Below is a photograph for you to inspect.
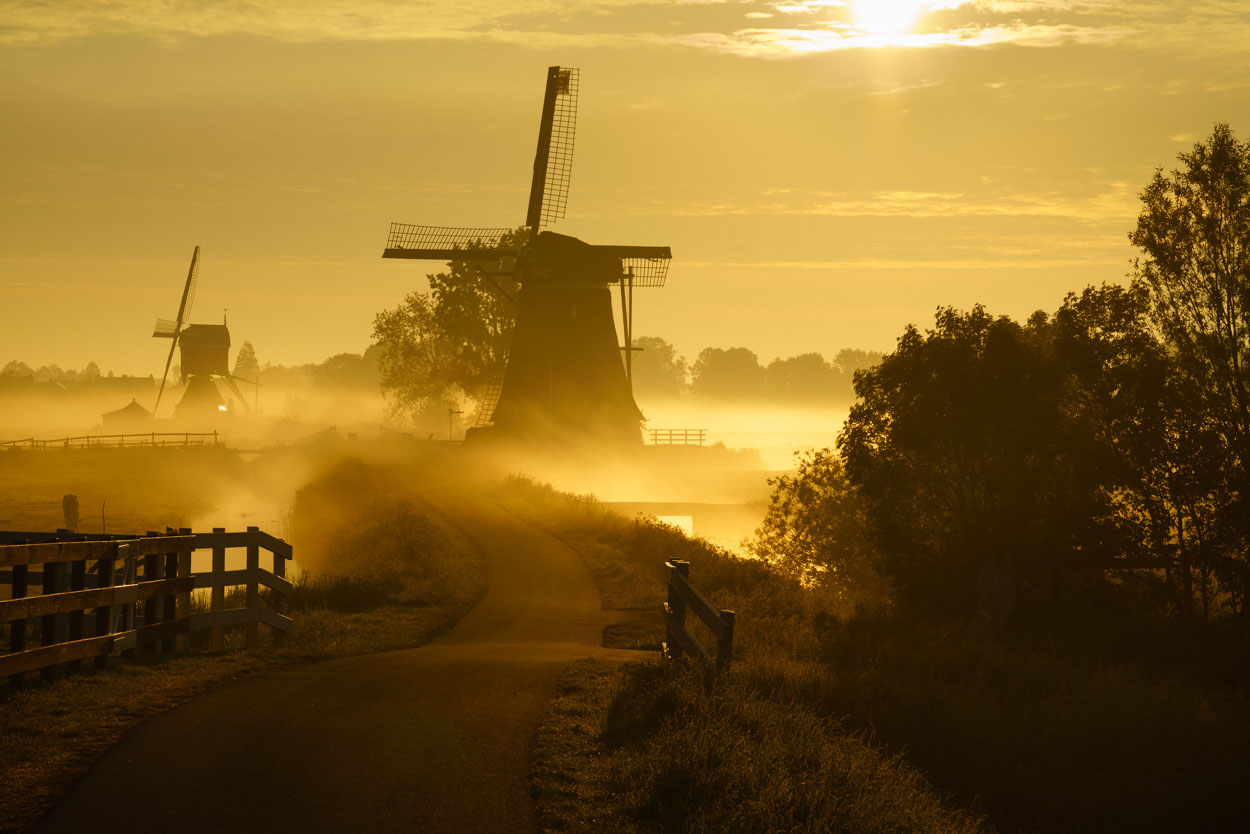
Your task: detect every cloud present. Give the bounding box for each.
[607,182,1141,222]
[0,0,1244,56]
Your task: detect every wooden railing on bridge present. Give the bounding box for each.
[0,527,291,690]
[662,559,735,670]
[0,432,221,450]
[647,428,707,446]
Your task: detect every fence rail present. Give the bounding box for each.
[1,526,290,689]
[0,432,221,450]
[647,428,707,446]
[662,559,735,669]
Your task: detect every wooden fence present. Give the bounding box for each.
[662,559,735,669]
[0,526,291,689]
[0,432,221,450]
[647,428,707,446]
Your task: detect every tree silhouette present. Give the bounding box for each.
[764,352,838,402]
[631,335,687,400]
[690,347,766,400]
[233,340,260,381]
[1131,123,1250,614]
[373,228,524,424]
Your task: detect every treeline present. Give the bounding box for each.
[631,337,882,404]
[0,360,131,388]
[246,342,382,391]
[754,123,1250,625]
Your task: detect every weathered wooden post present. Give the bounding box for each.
[40,559,60,683]
[245,526,260,649]
[211,527,226,651]
[141,533,160,655]
[666,559,689,659]
[8,555,28,690]
[272,536,287,645]
[717,610,735,671]
[67,556,87,672]
[162,541,178,655]
[94,548,115,670]
[176,528,192,652]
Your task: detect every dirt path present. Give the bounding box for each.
[29,491,643,833]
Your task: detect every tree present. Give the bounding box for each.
[372,228,524,424]
[233,341,260,381]
[631,336,688,400]
[749,449,888,610]
[372,292,463,424]
[312,350,381,389]
[837,305,1122,617]
[1,360,33,379]
[764,353,838,402]
[831,347,884,378]
[1131,125,1250,455]
[1130,124,1250,615]
[690,347,766,400]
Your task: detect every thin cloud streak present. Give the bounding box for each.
[598,185,1141,222]
[0,0,1242,55]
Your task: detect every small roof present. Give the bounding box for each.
[102,398,152,419]
[180,323,231,347]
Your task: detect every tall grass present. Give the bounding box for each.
[505,475,986,833]
[508,473,1250,834]
[291,457,485,612]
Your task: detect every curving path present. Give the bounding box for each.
[31,492,642,834]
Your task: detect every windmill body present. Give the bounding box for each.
[383,67,671,446]
[152,248,251,420]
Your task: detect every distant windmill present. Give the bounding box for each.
[382,66,671,445]
[152,247,251,418]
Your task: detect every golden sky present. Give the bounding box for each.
[2,0,1248,374]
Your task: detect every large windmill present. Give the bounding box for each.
[152,247,251,419]
[382,66,671,445]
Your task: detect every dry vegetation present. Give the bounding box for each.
[503,477,987,834]
[0,452,485,833]
[511,475,1250,834]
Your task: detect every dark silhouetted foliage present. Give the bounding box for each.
[630,335,688,400]
[690,346,766,400]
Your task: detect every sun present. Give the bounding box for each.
[851,0,929,39]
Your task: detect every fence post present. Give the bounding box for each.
[40,560,60,683]
[211,527,226,651]
[162,544,178,655]
[245,526,259,649]
[176,528,192,651]
[666,560,689,658]
[272,538,287,645]
[67,556,87,672]
[717,610,736,670]
[9,561,28,690]
[141,534,160,655]
[94,549,115,670]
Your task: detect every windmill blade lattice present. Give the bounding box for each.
[619,255,670,288]
[154,246,200,415]
[539,67,578,228]
[175,246,200,326]
[383,223,516,260]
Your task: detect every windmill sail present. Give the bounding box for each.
[383,223,515,261]
[154,246,200,415]
[525,66,579,232]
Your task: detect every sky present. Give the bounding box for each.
[2,0,1249,375]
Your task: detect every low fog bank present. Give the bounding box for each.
[0,388,851,557]
[640,399,849,471]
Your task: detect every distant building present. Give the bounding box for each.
[101,399,153,432]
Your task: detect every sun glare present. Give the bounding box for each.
[851,0,928,39]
